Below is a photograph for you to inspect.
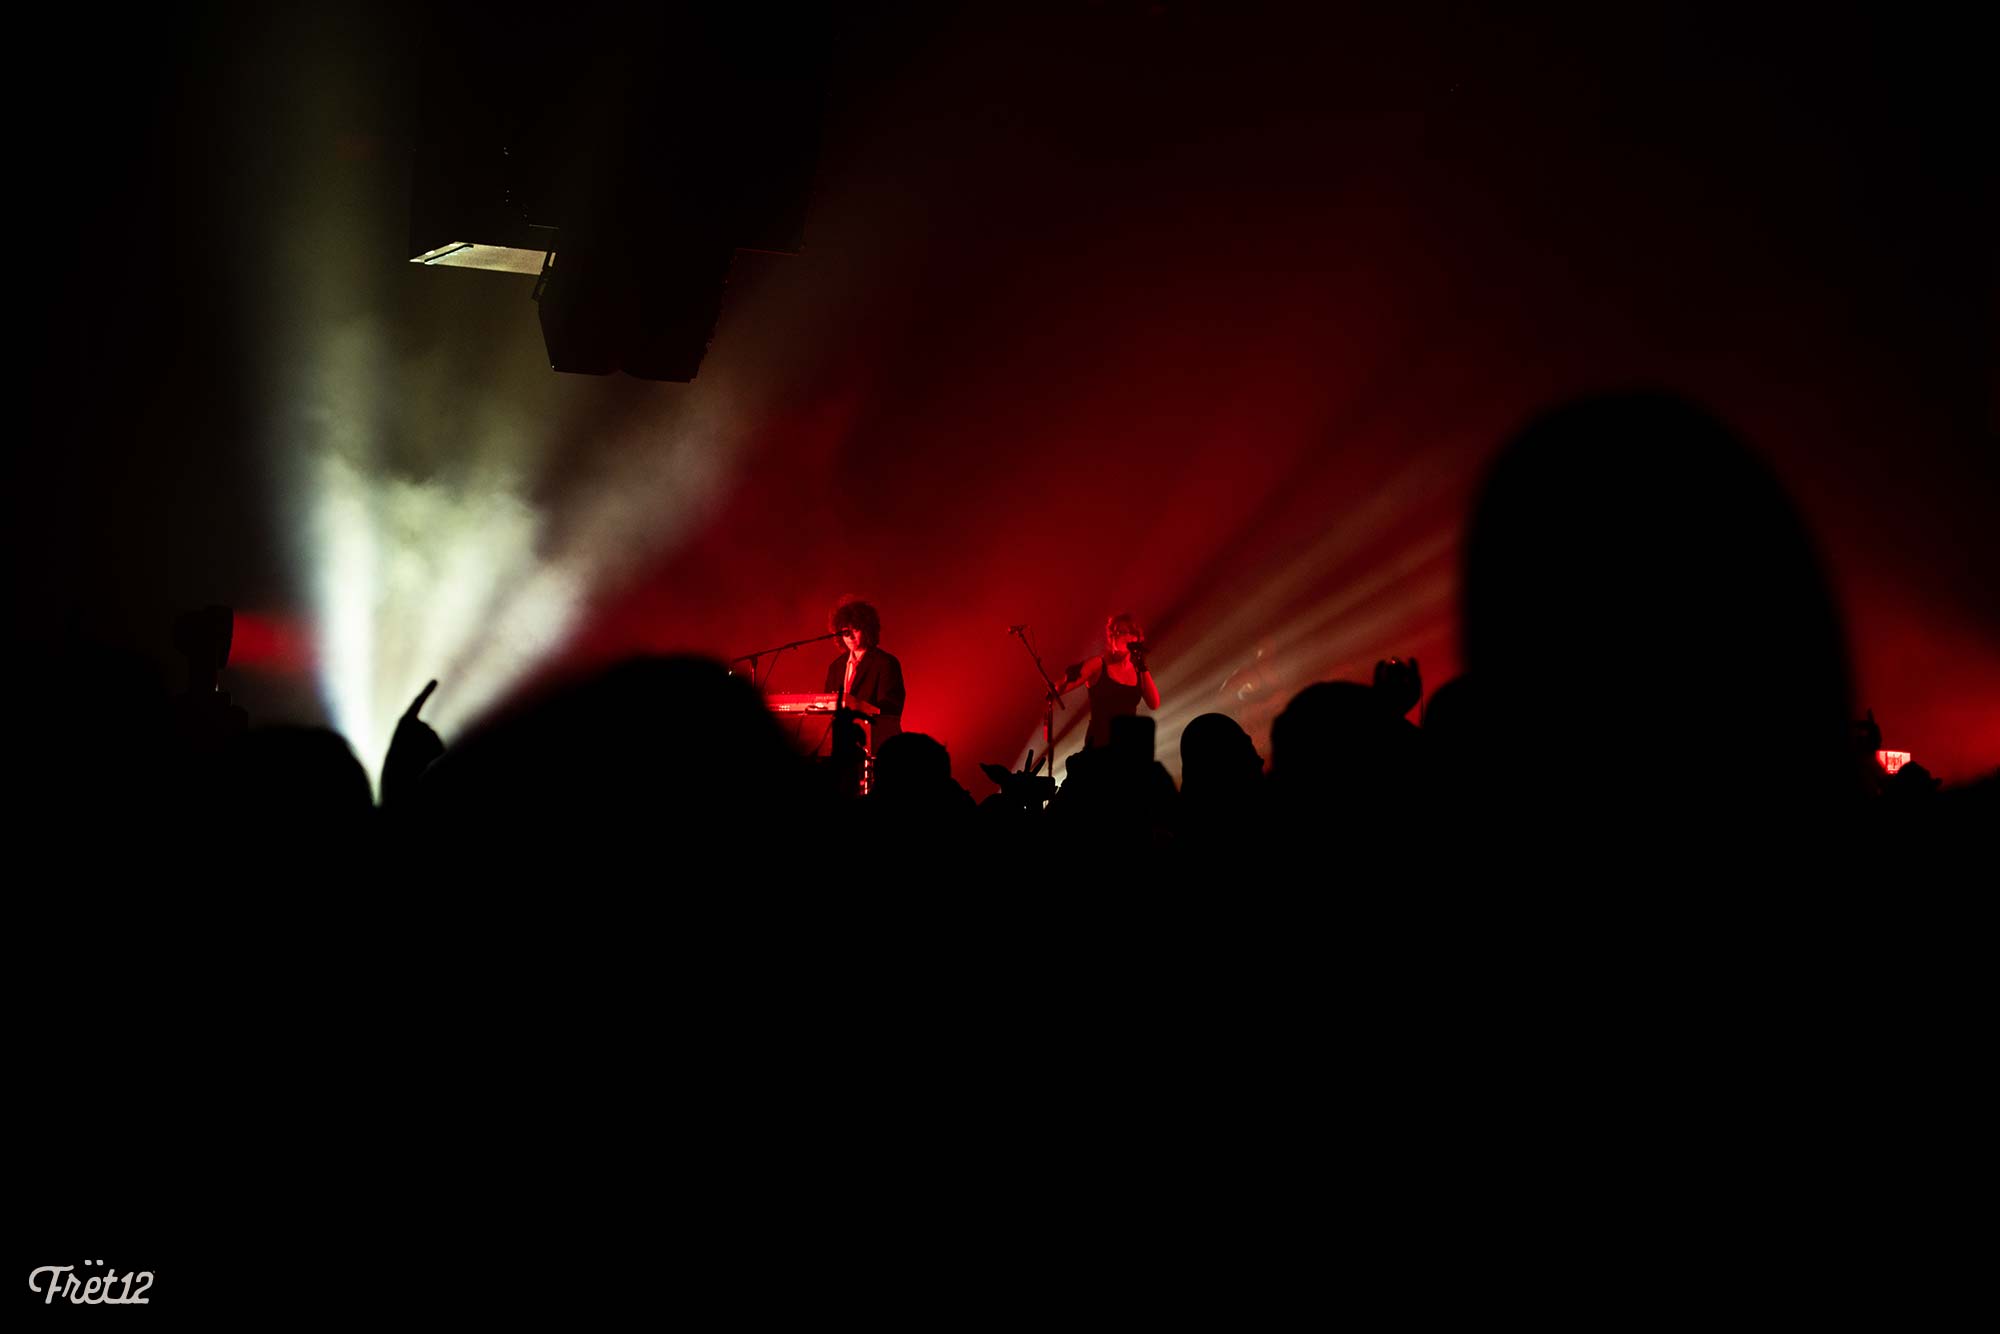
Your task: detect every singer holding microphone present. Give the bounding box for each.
[1051,612,1161,748]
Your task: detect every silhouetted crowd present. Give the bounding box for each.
[25,391,1994,1328]
[39,393,1995,883]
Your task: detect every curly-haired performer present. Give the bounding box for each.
[823,598,905,746]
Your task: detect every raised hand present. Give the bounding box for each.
[382,679,446,807]
[1373,655,1422,718]
[1853,707,1882,755]
[979,751,1057,809]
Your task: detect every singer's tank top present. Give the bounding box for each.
[1086,661,1144,749]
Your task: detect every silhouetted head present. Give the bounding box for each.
[1270,681,1417,790]
[872,732,952,797]
[1461,391,1852,814]
[172,605,234,685]
[422,656,813,863]
[1419,675,1479,742]
[224,725,374,830]
[1881,761,1941,804]
[1180,712,1261,792]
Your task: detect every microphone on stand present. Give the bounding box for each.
[1008,624,1029,634]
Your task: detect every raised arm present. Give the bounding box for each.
[1052,656,1102,699]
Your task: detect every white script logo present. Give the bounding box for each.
[28,1260,152,1305]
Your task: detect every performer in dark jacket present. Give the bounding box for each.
[823,598,905,746]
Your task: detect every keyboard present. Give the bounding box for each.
[764,693,881,716]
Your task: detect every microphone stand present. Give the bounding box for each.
[835,636,857,795]
[728,631,840,691]
[731,630,845,778]
[1008,625,1065,800]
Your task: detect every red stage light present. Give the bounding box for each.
[230,612,315,674]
